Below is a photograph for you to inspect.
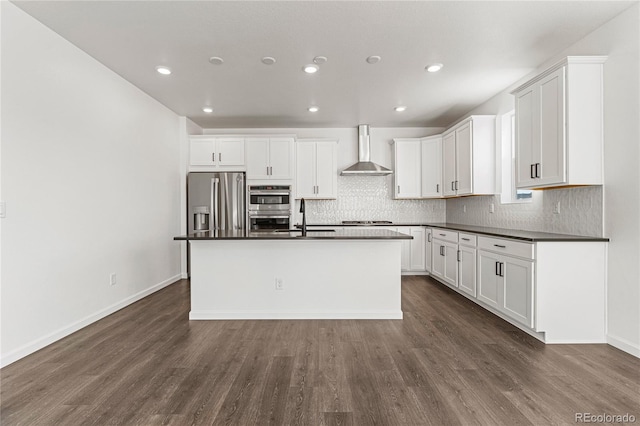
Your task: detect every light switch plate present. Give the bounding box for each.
[489,203,495,213]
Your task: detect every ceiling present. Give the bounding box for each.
[11,1,635,129]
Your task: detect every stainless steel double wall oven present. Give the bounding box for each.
[248,185,292,231]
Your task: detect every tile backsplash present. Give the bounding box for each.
[303,176,446,224]
[445,186,603,237]
[302,176,603,237]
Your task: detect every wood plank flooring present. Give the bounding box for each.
[1,276,639,425]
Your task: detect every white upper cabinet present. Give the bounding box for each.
[512,56,606,189]
[246,136,294,180]
[441,116,496,197]
[190,137,245,169]
[295,139,337,199]
[421,135,443,198]
[393,139,422,199]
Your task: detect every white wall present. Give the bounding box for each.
[452,4,640,356]
[0,3,183,366]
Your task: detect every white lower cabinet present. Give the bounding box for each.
[431,233,458,287]
[392,226,425,272]
[428,230,606,343]
[478,249,533,328]
[458,244,477,297]
[425,228,433,273]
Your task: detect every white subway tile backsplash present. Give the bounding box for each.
[305,176,446,224]
[445,186,603,237]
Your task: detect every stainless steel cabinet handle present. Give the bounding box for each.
[461,237,470,241]
[439,233,446,237]
[212,153,216,163]
[455,180,459,191]
[451,181,455,191]
[499,262,504,277]
[427,233,432,242]
[219,153,222,162]
[495,261,500,276]
[436,184,440,193]
[494,244,506,248]
[531,164,535,179]
[457,250,461,262]
[535,163,541,178]
[440,246,444,256]
[270,166,273,175]
[397,185,400,194]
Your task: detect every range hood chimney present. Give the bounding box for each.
[341,124,393,176]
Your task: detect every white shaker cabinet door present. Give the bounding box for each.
[442,131,457,197]
[246,138,271,179]
[478,250,501,309]
[409,227,426,271]
[394,140,422,199]
[537,67,566,186]
[515,86,538,188]
[269,137,294,180]
[295,142,317,197]
[190,138,216,166]
[216,138,245,166]
[455,122,473,195]
[502,256,534,328]
[421,136,443,198]
[458,245,477,297]
[314,142,337,199]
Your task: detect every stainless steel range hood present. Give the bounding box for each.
[341,124,393,176]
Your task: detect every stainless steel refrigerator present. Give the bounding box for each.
[187,172,246,233]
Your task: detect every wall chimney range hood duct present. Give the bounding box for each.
[341,125,393,176]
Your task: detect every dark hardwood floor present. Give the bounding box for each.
[1,276,639,425]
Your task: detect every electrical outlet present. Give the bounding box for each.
[110,273,117,286]
[553,201,561,214]
[463,205,467,213]
[489,203,495,213]
[275,278,284,290]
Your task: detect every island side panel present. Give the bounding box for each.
[189,239,403,319]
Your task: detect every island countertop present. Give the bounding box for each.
[174,228,413,241]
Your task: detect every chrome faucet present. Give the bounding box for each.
[299,198,307,237]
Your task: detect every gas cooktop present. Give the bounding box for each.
[341,220,393,225]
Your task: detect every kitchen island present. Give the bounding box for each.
[174,229,412,320]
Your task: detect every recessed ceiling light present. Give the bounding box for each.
[202,107,213,113]
[426,63,444,73]
[261,56,276,65]
[313,56,328,65]
[209,56,224,65]
[308,106,319,112]
[366,56,382,64]
[155,66,172,75]
[394,106,407,112]
[303,64,319,74]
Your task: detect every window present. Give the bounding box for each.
[500,110,532,204]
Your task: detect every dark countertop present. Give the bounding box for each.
[174,228,413,241]
[296,223,609,242]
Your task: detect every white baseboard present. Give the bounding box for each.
[189,310,404,320]
[0,274,182,368]
[607,334,640,358]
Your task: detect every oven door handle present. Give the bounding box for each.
[249,191,291,196]
[249,215,291,219]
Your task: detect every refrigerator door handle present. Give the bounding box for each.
[237,175,244,230]
[211,178,220,230]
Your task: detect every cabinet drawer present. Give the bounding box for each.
[432,229,458,243]
[478,236,534,260]
[458,233,477,247]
